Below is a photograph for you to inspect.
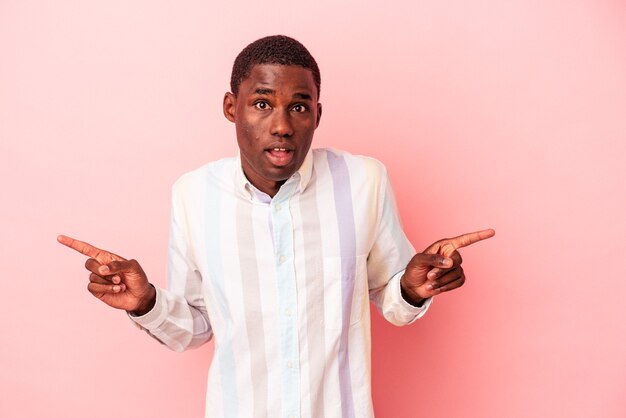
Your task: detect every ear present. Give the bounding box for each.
[223,92,236,123]
[315,102,322,128]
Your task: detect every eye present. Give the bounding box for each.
[291,104,307,113]
[254,101,270,110]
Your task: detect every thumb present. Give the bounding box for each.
[403,253,454,291]
[98,259,141,276]
[409,253,453,270]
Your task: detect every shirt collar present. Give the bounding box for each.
[234,148,314,201]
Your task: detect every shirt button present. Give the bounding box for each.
[279,255,286,263]
[275,203,281,211]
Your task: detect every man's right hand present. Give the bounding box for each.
[57,235,156,316]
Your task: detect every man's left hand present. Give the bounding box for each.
[400,229,495,306]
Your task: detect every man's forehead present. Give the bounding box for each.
[241,64,317,96]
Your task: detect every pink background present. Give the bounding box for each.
[1,1,625,417]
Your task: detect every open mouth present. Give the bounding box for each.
[265,147,294,167]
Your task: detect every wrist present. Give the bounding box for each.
[400,275,426,307]
[130,284,157,316]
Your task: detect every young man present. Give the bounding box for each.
[58,35,494,418]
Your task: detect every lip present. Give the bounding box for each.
[265,146,295,167]
[265,142,295,152]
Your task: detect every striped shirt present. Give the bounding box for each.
[131,148,432,418]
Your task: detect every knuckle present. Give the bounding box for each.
[128,259,140,270]
[84,258,95,270]
[87,283,107,300]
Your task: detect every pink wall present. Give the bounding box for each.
[1,1,625,417]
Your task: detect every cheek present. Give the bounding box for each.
[236,122,252,142]
[300,125,316,143]
[239,118,263,140]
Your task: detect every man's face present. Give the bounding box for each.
[223,64,322,196]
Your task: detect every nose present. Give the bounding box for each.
[270,109,294,138]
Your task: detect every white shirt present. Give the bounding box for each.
[131,148,432,418]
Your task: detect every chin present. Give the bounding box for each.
[266,166,297,180]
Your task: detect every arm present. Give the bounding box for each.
[367,167,495,325]
[128,193,213,351]
[57,188,212,352]
[367,170,433,326]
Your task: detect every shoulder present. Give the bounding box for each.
[312,148,388,183]
[172,157,237,196]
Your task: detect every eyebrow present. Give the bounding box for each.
[252,88,313,101]
[254,88,275,96]
[293,92,313,101]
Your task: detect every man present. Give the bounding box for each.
[58,35,494,418]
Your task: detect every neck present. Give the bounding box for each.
[245,174,285,198]
[257,180,284,198]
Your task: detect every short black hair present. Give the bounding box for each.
[230,35,321,98]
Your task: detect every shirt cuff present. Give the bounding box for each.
[127,287,168,330]
[391,270,433,324]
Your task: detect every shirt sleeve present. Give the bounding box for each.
[367,165,432,325]
[128,182,213,352]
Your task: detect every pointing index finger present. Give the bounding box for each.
[447,228,495,250]
[57,235,111,260]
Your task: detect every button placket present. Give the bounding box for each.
[270,181,300,418]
